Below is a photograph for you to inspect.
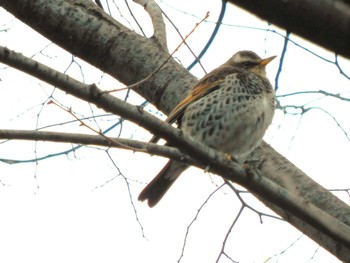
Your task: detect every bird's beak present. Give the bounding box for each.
[260,55,277,66]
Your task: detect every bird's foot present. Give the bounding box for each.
[243,160,255,178]
[224,153,237,162]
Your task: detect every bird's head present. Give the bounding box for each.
[225,50,276,78]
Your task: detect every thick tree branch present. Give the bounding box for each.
[0,0,195,114]
[2,128,350,249]
[1,44,350,258]
[1,0,350,260]
[228,0,350,59]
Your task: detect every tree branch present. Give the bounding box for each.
[1,0,350,259]
[134,0,168,52]
[2,129,350,251]
[0,129,193,164]
[1,44,350,258]
[228,0,350,59]
[0,0,195,114]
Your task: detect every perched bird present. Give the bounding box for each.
[139,51,276,207]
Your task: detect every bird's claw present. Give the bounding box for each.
[224,153,236,161]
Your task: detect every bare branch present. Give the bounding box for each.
[226,183,283,222]
[186,0,228,71]
[134,0,168,52]
[277,90,350,103]
[159,7,207,73]
[216,206,243,263]
[335,53,350,80]
[179,184,226,262]
[1,1,350,259]
[329,188,350,202]
[0,129,193,165]
[264,235,304,262]
[310,106,350,142]
[105,150,146,237]
[274,31,290,91]
[228,0,350,59]
[277,102,350,143]
[105,11,209,93]
[1,38,350,259]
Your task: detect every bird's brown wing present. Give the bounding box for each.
[166,79,224,124]
[150,66,239,143]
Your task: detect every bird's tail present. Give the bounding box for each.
[138,160,189,207]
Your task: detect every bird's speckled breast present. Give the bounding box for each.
[181,72,275,157]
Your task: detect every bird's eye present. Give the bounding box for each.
[242,62,254,68]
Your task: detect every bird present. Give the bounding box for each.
[138,50,276,207]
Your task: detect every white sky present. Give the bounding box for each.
[0,1,349,262]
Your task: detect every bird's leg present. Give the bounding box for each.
[205,150,237,173]
[242,159,259,178]
[243,158,260,167]
[224,153,237,162]
[204,153,237,173]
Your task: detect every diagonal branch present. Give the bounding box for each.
[1,0,350,260]
[0,45,350,255]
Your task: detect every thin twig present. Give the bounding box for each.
[277,90,350,102]
[158,5,207,74]
[275,31,290,91]
[187,0,227,71]
[178,183,225,262]
[263,235,304,262]
[48,100,148,152]
[335,53,350,80]
[215,206,244,263]
[226,182,283,222]
[105,150,146,237]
